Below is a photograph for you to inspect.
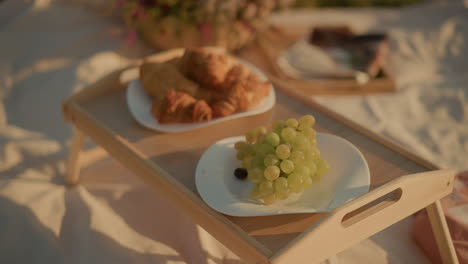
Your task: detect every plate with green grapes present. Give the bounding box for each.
[195,115,370,217]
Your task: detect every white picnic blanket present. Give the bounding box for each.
[1,0,467,263]
[271,1,468,172]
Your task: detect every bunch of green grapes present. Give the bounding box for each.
[234,115,329,205]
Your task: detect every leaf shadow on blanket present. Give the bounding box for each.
[0,146,243,264]
[79,152,244,264]
[0,192,185,264]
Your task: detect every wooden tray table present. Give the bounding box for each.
[62,49,458,264]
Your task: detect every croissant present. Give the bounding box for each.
[140,61,201,102]
[178,48,234,90]
[151,89,212,124]
[211,64,270,117]
[140,60,212,103]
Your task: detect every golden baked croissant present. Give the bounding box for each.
[211,64,271,117]
[178,48,234,90]
[140,61,201,102]
[151,89,212,123]
[140,60,212,103]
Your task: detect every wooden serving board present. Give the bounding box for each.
[238,26,396,96]
[62,49,456,263]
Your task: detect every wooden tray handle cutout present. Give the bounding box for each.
[341,188,402,228]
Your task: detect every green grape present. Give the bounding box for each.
[294,165,310,178]
[244,143,254,155]
[256,126,267,136]
[234,141,247,151]
[302,128,317,145]
[250,184,262,200]
[287,172,303,193]
[264,165,280,181]
[248,168,263,183]
[253,154,265,168]
[245,126,266,143]
[285,118,299,128]
[236,151,246,160]
[257,138,265,145]
[242,155,254,169]
[259,180,274,195]
[293,134,310,150]
[274,177,288,193]
[246,129,257,143]
[263,193,277,205]
[299,115,316,128]
[305,147,321,160]
[258,143,274,155]
[251,142,260,153]
[312,147,321,158]
[272,120,285,133]
[265,132,280,146]
[256,135,265,143]
[302,175,313,188]
[280,160,295,174]
[309,137,317,146]
[290,150,305,164]
[275,144,291,160]
[280,127,296,142]
[305,161,317,176]
[264,154,279,167]
[316,159,330,178]
[299,172,310,183]
[302,127,316,138]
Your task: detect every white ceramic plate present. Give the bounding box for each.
[126,59,276,133]
[195,133,370,216]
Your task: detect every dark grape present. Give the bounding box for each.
[234,168,248,180]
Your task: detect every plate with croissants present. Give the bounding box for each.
[127,48,275,133]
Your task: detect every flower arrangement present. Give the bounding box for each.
[114,0,294,51]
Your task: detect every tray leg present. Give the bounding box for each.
[66,127,85,185]
[426,200,458,264]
